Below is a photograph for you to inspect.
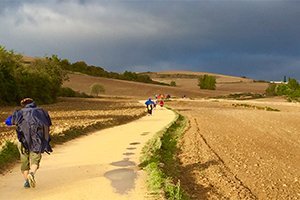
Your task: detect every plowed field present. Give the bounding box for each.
[0,97,145,149]
[168,99,300,200]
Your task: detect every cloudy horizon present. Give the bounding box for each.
[0,0,299,81]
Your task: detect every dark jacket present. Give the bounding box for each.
[11,102,52,153]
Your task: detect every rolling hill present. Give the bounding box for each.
[63,71,269,99]
[20,55,268,98]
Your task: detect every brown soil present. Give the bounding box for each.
[63,73,218,98]
[0,97,145,148]
[63,72,268,99]
[168,99,300,200]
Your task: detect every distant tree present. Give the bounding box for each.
[136,74,152,83]
[283,76,287,83]
[123,71,138,81]
[287,78,300,91]
[198,74,216,90]
[276,84,291,96]
[170,81,176,87]
[71,61,89,73]
[30,58,67,102]
[90,83,105,96]
[0,46,25,104]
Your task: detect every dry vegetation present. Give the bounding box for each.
[0,97,145,149]
[167,99,300,200]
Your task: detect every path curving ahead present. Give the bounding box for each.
[0,106,176,200]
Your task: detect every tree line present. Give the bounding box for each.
[51,55,168,85]
[198,74,216,90]
[0,47,168,105]
[266,78,300,101]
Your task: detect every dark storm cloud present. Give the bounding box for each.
[0,0,299,80]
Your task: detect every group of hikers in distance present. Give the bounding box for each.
[145,94,167,115]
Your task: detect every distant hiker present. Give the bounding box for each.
[159,99,164,107]
[5,98,52,189]
[145,98,155,115]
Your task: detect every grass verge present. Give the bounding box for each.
[0,113,146,174]
[139,112,190,200]
[0,141,19,173]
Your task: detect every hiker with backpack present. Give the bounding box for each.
[145,97,155,115]
[5,98,52,189]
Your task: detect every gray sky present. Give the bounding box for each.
[0,0,299,81]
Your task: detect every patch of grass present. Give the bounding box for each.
[232,103,280,112]
[0,141,19,173]
[140,113,190,200]
[215,92,265,100]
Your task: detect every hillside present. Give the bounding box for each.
[63,71,268,98]
[20,55,268,98]
[144,70,253,83]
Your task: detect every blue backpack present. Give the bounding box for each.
[13,104,53,154]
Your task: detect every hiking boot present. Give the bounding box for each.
[24,180,30,189]
[27,172,36,188]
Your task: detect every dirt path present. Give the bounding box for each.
[0,106,176,200]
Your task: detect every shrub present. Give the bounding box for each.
[0,141,19,172]
[265,83,277,96]
[198,74,216,90]
[287,78,300,91]
[58,87,91,98]
[170,81,176,87]
[276,84,291,96]
[58,87,77,97]
[90,83,105,96]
